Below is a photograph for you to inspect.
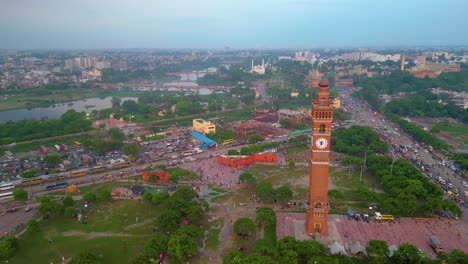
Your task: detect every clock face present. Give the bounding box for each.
[315,137,328,149]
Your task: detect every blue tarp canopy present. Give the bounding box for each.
[190,132,216,149]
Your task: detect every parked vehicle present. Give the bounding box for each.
[374,212,394,221]
[430,236,443,255]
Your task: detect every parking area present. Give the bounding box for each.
[276,212,468,259]
[0,206,37,236]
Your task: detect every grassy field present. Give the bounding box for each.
[328,168,386,213]
[10,200,157,264]
[157,107,253,127]
[0,90,100,111]
[248,164,309,187]
[442,123,468,146]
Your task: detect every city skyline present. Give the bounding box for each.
[1,0,468,49]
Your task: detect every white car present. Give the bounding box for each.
[462,181,468,188]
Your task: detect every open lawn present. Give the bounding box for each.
[442,123,468,146]
[78,181,143,194]
[329,167,386,213]
[9,200,157,264]
[248,164,309,187]
[0,89,99,111]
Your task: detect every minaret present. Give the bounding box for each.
[305,82,334,236]
[400,55,406,71]
[262,59,264,68]
[252,60,254,71]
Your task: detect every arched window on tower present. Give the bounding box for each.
[320,99,326,106]
[319,124,325,133]
[315,200,322,208]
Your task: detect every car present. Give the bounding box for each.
[462,181,468,188]
[464,190,468,197]
[24,207,32,212]
[6,208,18,213]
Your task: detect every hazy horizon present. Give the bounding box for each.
[1,0,467,49]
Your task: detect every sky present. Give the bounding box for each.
[1,0,467,49]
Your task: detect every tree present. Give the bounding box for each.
[366,240,389,259]
[27,219,39,233]
[156,209,181,232]
[38,199,63,217]
[167,225,202,263]
[143,191,153,201]
[149,174,158,182]
[83,192,97,202]
[152,191,169,205]
[223,250,248,264]
[256,206,276,228]
[13,188,28,201]
[64,206,76,218]
[0,236,19,260]
[228,149,240,155]
[21,168,37,178]
[70,252,101,264]
[279,119,291,128]
[256,182,275,202]
[111,96,121,109]
[144,232,168,258]
[392,243,422,264]
[123,142,140,157]
[43,154,61,164]
[443,249,468,264]
[239,172,256,183]
[233,217,256,236]
[288,161,295,168]
[63,195,75,207]
[248,134,265,144]
[275,185,293,203]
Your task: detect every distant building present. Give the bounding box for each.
[229,120,269,138]
[278,109,306,125]
[252,109,278,123]
[93,69,102,78]
[251,59,266,75]
[333,97,341,109]
[192,119,216,135]
[95,61,111,70]
[335,79,353,87]
[217,149,278,168]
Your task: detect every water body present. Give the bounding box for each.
[0,97,138,123]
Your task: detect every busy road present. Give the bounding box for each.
[341,88,467,220]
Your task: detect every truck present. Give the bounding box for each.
[39,145,48,155]
[429,236,443,255]
[61,144,69,152]
[54,145,61,152]
[374,212,394,221]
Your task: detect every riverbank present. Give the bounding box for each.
[0,89,143,112]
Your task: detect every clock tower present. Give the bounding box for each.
[306,82,334,236]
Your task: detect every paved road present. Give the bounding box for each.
[341,88,467,221]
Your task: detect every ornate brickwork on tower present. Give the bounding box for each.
[306,82,334,236]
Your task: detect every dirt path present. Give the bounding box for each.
[62,230,150,238]
[124,217,156,231]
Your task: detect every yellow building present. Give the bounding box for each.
[193,119,216,134]
[333,97,341,109]
[93,69,102,78]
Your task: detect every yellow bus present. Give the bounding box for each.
[89,166,107,174]
[70,169,87,177]
[112,161,131,169]
[74,141,82,147]
[222,139,235,146]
